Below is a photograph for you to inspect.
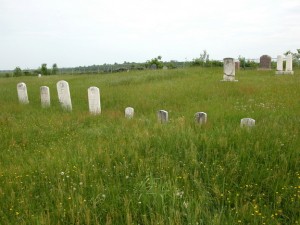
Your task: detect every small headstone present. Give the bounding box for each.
[240,118,255,128]
[17,82,29,104]
[259,55,271,70]
[150,64,157,70]
[88,87,101,115]
[222,58,238,81]
[163,66,168,70]
[40,86,50,108]
[38,74,42,78]
[56,80,72,111]
[157,110,168,123]
[194,112,207,125]
[125,107,134,119]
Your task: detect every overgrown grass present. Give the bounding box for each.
[0,67,299,224]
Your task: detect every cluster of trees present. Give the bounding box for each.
[191,50,223,67]
[12,64,58,77]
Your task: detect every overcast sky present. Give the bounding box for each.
[0,0,299,70]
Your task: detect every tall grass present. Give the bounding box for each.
[0,68,299,224]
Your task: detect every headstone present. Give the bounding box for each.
[157,110,168,123]
[150,64,157,70]
[259,55,271,70]
[17,82,29,104]
[38,74,42,78]
[240,118,255,128]
[40,86,50,108]
[285,54,294,74]
[163,66,168,70]
[235,61,240,71]
[194,112,207,125]
[222,58,238,81]
[276,55,283,71]
[88,87,101,115]
[56,80,72,110]
[125,107,134,119]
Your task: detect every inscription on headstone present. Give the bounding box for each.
[125,107,134,119]
[88,86,101,115]
[56,80,72,110]
[157,110,168,123]
[17,82,29,104]
[40,86,50,108]
[194,112,207,125]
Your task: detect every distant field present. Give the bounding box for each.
[0,67,299,224]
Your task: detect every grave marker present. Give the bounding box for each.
[17,82,29,104]
[157,110,168,123]
[40,86,50,108]
[222,58,238,81]
[125,107,134,119]
[88,87,101,115]
[194,112,207,125]
[56,80,72,110]
[259,55,271,70]
[240,118,255,128]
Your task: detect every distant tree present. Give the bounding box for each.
[284,49,300,68]
[146,56,164,69]
[13,67,23,77]
[52,63,58,75]
[191,50,210,67]
[41,63,49,75]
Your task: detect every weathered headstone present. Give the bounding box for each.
[285,54,294,74]
[276,55,283,71]
[38,74,42,78]
[259,55,271,70]
[40,86,50,108]
[240,118,255,128]
[56,80,72,110]
[194,112,207,125]
[222,58,238,81]
[88,86,101,115]
[17,82,29,104]
[235,61,240,71]
[157,110,168,123]
[125,107,134,119]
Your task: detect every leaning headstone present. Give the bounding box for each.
[125,107,134,119]
[259,55,271,70]
[88,87,101,115]
[17,82,29,104]
[285,54,294,74]
[240,118,255,128]
[56,80,72,111]
[40,86,50,108]
[222,58,238,81]
[194,112,207,125]
[157,110,168,123]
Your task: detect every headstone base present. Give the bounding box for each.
[220,79,238,82]
[275,71,294,75]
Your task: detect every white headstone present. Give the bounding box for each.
[222,58,237,81]
[88,86,101,115]
[38,74,42,78]
[40,86,50,108]
[286,54,293,72]
[125,107,134,119]
[195,112,207,125]
[276,55,283,71]
[56,80,72,111]
[240,118,255,128]
[17,82,29,104]
[157,110,168,123]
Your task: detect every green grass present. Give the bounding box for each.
[0,67,299,224]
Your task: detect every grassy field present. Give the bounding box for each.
[0,67,299,224]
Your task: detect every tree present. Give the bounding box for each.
[284,49,300,68]
[52,63,58,75]
[146,56,164,69]
[41,63,49,75]
[13,67,23,77]
[191,50,210,67]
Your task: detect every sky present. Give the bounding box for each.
[0,0,299,70]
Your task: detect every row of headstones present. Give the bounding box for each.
[258,54,294,74]
[17,81,255,127]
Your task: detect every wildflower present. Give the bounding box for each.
[60,172,64,176]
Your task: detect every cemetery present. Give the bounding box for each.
[0,63,299,224]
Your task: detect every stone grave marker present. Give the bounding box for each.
[285,54,294,74]
[56,80,72,111]
[163,66,168,70]
[194,112,207,125]
[88,87,101,115]
[222,58,238,81]
[240,118,255,128]
[40,86,50,108]
[38,74,42,78]
[259,55,271,70]
[157,110,168,123]
[17,82,29,104]
[276,55,283,72]
[235,61,240,71]
[125,107,134,119]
